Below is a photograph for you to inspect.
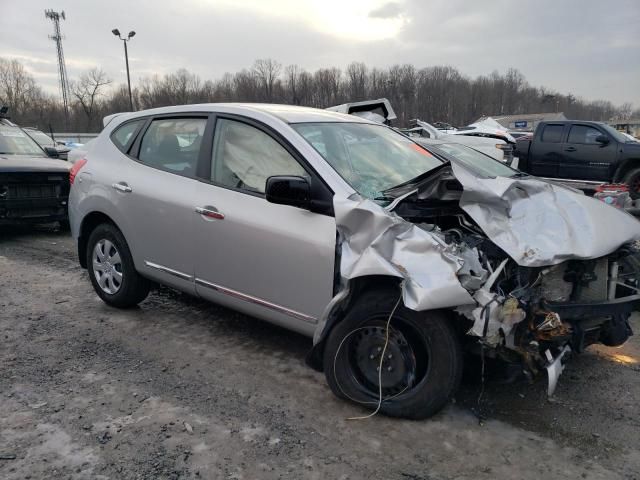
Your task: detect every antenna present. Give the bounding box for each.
[45,9,70,128]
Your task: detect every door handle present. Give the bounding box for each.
[112,182,133,193]
[564,146,576,152]
[195,206,225,220]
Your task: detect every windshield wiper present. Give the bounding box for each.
[510,172,529,178]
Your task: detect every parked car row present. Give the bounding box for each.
[67,103,640,419]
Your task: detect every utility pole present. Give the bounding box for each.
[45,9,70,128]
[112,29,136,111]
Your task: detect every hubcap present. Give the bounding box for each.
[92,239,123,294]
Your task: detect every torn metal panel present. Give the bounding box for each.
[450,162,640,267]
[333,193,479,312]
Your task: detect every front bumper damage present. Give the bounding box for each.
[313,161,640,396]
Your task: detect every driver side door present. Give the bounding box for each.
[190,116,337,334]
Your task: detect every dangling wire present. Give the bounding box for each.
[346,293,403,421]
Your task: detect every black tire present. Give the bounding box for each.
[86,223,150,308]
[323,288,463,419]
[623,167,640,200]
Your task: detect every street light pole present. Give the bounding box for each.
[123,40,132,110]
[112,29,136,111]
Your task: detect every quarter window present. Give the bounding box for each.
[541,124,564,143]
[211,119,307,194]
[138,118,206,177]
[568,125,604,144]
[111,120,143,151]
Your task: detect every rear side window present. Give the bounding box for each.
[568,125,603,144]
[138,118,207,178]
[111,120,143,152]
[541,125,564,143]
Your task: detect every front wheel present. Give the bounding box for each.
[86,223,150,308]
[323,289,463,419]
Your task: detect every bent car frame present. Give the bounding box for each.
[69,104,640,419]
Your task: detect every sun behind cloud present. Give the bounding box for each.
[197,0,407,41]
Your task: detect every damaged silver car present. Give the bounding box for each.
[69,104,640,419]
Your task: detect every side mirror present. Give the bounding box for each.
[43,146,60,158]
[265,175,311,210]
[595,134,610,145]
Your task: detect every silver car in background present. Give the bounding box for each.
[69,104,640,419]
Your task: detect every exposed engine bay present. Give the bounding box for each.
[325,162,640,396]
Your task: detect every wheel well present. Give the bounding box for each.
[306,275,402,372]
[78,212,117,268]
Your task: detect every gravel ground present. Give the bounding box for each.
[1,225,639,480]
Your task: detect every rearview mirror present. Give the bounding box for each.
[595,134,610,145]
[265,175,311,209]
[43,146,59,158]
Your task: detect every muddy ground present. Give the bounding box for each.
[1,225,639,480]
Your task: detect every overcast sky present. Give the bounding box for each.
[1,0,638,106]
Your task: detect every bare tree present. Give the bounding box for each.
[0,58,43,119]
[252,59,282,102]
[71,68,111,130]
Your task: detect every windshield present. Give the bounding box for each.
[0,126,45,156]
[26,130,55,147]
[292,122,442,199]
[431,142,522,178]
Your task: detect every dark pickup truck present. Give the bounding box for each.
[514,121,640,198]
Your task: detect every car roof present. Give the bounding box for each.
[109,103,371,126]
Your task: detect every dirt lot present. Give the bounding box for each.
[1,226,639,480]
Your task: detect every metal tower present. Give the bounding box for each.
[45,9,70,127]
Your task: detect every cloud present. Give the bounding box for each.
[0,0,638,106]
[369,2,404,19]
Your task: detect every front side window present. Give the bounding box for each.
[292,122,442,199]
[139,118,206,177]
[112,120,144,151]
[0,126,45,156]
[211,118,306,194]
[541,124,564,143]
[568,125,604,144]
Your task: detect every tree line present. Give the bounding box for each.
[1,57,637,133]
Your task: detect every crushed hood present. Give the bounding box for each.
[449,163,640,266]
[389,161,640,267]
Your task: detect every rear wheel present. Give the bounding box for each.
[323,288,462,419]
[86,223,150,308]
[623,167,640,200]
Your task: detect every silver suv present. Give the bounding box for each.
[69,104,640,419]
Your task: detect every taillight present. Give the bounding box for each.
[69,158,87,185]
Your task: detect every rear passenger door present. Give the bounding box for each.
[117,115,210,293]
[560,124,616,181]
[529,123,565,177]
